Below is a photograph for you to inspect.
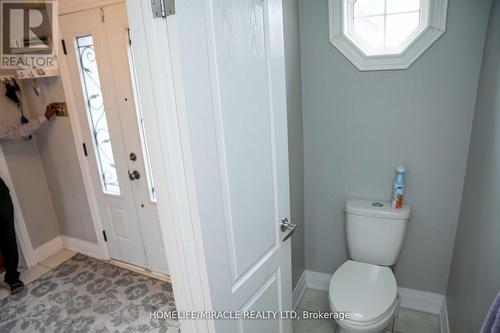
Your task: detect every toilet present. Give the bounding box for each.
[328,199,411,333]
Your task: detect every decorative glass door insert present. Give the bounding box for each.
[76,35,120,195]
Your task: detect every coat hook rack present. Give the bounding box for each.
[16,67,59,80]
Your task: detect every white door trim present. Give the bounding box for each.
[125,1,214,332]
[0,145,37,268]
[57,26,110,261]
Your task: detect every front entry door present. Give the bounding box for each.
[60,3,168,273]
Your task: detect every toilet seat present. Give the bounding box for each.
[329,260,397,323]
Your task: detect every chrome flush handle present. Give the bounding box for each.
[280,217,297,242]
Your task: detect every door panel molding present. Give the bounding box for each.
[207,0,280,283]
[239,269,282,332]
[171,0,293,331]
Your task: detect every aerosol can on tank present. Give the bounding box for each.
[391,166,406,209]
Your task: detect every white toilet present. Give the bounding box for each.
[329,199,411,333]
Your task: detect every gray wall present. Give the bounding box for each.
[446,1,500,331]
[20,78,97,244]
[0,72,97,248]
[299,0,491,293]
[0,91,60,248]
[283,0,305,288]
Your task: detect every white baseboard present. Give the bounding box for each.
[440,298,450,333]
[398,287,444,315]
[34,236,63,263]
[300,269,447,318]
[61,236,103,259]
[292,272,307,310]
[34,235,103,264]
[305,270,332,291]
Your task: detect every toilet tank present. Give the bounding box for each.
[345,199,411,266]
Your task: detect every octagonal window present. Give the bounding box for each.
[329,0,448,70]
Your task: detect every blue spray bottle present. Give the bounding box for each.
[391,166,406,209]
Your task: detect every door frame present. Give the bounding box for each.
[59,2,162,272]
[124,1,214,331]
[58,22,111,262]
[59,1,214,332]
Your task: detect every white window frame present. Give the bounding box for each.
[329,0,448,71]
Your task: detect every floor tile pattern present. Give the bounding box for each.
[294,289,441,333]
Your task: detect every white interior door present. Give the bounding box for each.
[173,0,294,331]
[60,3,168,273]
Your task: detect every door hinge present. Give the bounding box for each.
[102,230,108,242]
[61,39,67,55]
[82,143,88,156]
[127,28,132,46]
[151,0,175,18]
[99,7,105,22]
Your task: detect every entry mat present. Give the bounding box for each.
[0,254,180,333]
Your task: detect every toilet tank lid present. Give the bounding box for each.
[345,199,411,220]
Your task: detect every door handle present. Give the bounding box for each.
[280,218,297,242]
[128,170,141,181]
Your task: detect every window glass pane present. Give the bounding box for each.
[386,0,420,14]
[353,0,385,17]
[76,35,120,195]
[353,16,385,49]
[385,12,420,47]
[354,0,385,17]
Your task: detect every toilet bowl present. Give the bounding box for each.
[328,260,399,333]
[327,199,410,333]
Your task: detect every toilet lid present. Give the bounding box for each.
[329,260,397,323]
